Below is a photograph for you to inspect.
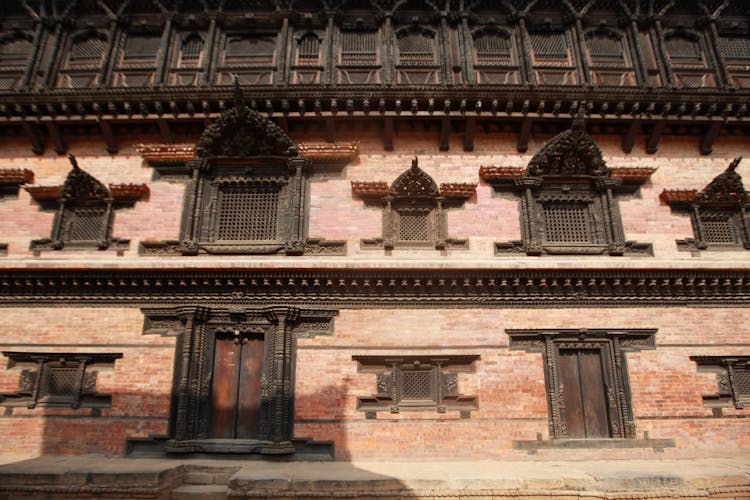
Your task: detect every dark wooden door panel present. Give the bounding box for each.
[559,349,585,438]
[236,333,264,439]
[579,349,610,438]
[210,334,241,438]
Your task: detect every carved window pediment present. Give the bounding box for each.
[661,157,750,251]
[26,154,148,253]
[483,115,653,256]
[353,157,475,253]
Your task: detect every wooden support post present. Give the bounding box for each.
[46,123,67,155]
[22,122,44,155]
[383,117,394,151]
[464,117,476,152]
[157,119,173,144]
[699,121,723,156]
[325,117,335,143]
[99,120,118,154]
[517,118,533,153]
[439,117,450,151]
[645,121,665,154]
[621,120,640,154]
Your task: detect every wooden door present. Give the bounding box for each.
[210,332,264,439]
[558,348,611,438]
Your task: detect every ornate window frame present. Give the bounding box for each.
[353,354,479,418]
[508,328,656,440]
[26,154,148,253]
[691,355,750,409]
[140,305,337,455]
[352,158,475,253]
[0,168,34,256]
[482,114,654,256]
[471,26,521,85]
[661,157,750,252]
[0,351,121,410]
[139,83,346,256]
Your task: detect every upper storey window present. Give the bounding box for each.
[0,34,32,90]
[528,29,577,85]
[664,31,716,88]
[584,29,636,86]
[338,29,380,84]
[57,31,107,88]
[297,33,321,64]
[113,31,162,87]
[472,29,520,84]
[169,33,205,86]
[717,25,750,89]
[217,34,276,85]
[395,28,439,84]
[291,33,323,84]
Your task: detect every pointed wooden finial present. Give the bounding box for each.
[233,75,245,111]
[68,153,80,170]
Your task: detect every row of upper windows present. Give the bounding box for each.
[0,17,748,90]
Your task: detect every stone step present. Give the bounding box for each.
[171,483,228,500]
[182,468,237,485]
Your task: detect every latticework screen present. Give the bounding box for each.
[718,36,750,62]
[666,35,703,64]
[67,207,106,241]
[543,202,592,243]
[474,32,512,63]
[398,211,430,241]
[40,366,79,399]
[398,32,435,65]
[124,34,161,59]
[70,37,107,64]
[180,35,203,63]
[341,31,378,64]
[298,34,320,63]
[733,365,750,406]
[586,33,625,65]
[700,211,738,244]
[217,186,279,241]
[530,32,568,62]
[400,370,433,401]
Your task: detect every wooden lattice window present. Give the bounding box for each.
[216,185,280,241]
[123,33,161,61]
[398,30,435,65]
[396,207,431,242]
[0,352,121,410]
[297,34,320,64]
[692,356,750,409]
[542,201,595,244]
[225,35,275,64]
[585,32,625,65]
[354,355,479,417]
[661,158,750,251]
[717,35,750,63]
[665,34,703,65]
[180,35,203,64]
[474,31,512,64]
[0,36,32,66]
[529,31,569,63]
[508,329,656,440]
[341,30,378,65]
[69,35,107,65]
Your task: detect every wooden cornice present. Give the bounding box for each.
[25,184,149,201]
[0,169,33,184]
[660,189,698,204]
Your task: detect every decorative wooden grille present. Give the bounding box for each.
[217,186,279,241]
[70,37,106,63]
[66,207,107,241]
[666,35,702,64]
[398,31,435,65]
[543,202,592,243]
[718,36,750,61]
[397,210,429,241]
[226,36,275,64]
[692,356,750,409]
[530,32,568,61]
[341,31,377,64]
[401,370,433,401]
[0,38,32,64]
[474,32,512,63]
[124,34,160,59]
[297,34,320,64]
[39,366,79,401]
[586,32,624,65]
[699,209,738,244]
[733,365,750,403]
[181,35,203,62]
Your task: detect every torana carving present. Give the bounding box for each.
[697,157,747,204]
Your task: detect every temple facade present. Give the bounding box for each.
[0,0,749,475]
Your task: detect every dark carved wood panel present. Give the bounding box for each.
[237,333,264,439]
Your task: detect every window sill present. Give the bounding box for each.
[513,437,675,453]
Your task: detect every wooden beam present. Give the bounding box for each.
[699,121,723,156]
[439,117,450,151]
[621,120,640,154]
[645,121,666,154]
[22,122,44,155]
[517,118,533,153]
[99,120,118,154]
[464,117,476,152]
[45,123,67,155]
[383,117,394,151]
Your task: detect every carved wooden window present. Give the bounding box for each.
[484,116,653,256]
[661,157,750,251]
[57,32,107,88]
[472,29,520,84]
[718,33,750,88]
[692,356,750,409]
[352,158,475,253]
[113,31,162,87]
[0,34,32,90]
[353,355,479,417]
[0,352,121,409]
[140,86,346,256]
[338,30,380,84]
[180,35,203,64]
[396,28,439,84]
[297,34,320,64]
[26,154,148,253]
[217,34,276,84]
[508,329,656,440]
[528,30,577,85]
[664,32,716,88]
[292,33,323,84]
[170,33,205,86]
[584,30,636,86]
